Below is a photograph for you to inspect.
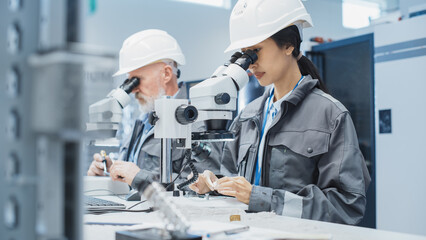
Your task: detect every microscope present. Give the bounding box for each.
[86,77,140,145]
[151,50,258,187]
[88,50,257,240]
[116,50,257,240]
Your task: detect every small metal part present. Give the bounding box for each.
[100,150,107,158]
[230,215,241,222]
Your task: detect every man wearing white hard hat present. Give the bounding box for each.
[88,29,220,189]
[190,0,370,225]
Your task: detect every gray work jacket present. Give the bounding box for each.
[220,75,371,225]
[122,83,222,189]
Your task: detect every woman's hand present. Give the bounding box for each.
[189,170,218,194]
[214,176,253,204]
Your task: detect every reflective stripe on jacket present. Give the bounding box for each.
[220,75,371,225]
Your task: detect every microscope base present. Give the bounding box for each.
[161,182,175,191]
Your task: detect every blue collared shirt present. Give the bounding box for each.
[127,113,152,165]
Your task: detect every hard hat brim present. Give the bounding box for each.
[112,56,186,77]
[224,33,271,53]
[112,66,138,77]
[224,20,313,53]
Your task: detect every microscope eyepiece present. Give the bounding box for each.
[120,77,140,94]
[230,51,243,64]
[234,49,258,70]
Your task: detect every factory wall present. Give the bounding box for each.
[76,0,358,81]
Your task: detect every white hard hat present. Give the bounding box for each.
[113,29,186,77]
[225,0,313,53]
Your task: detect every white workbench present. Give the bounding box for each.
[84,194,426,240]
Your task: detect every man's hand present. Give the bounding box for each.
[87,153,113,176]
[189,170,218,194]
[109,161,141,186]
[214,176,253,204]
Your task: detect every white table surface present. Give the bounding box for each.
[84,194,426,240]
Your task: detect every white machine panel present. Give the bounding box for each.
[374,15,426,236]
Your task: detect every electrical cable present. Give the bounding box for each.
[163,149,192,190]
[127,200,147,210]
[177,149,199,190]
[83,189,128,200]
[86,207,154,215]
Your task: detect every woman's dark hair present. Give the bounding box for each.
[270,25,328,93]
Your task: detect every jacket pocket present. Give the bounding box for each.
[237,143,251,177]
[269,130,330,158]
[267,130,329,190]
[141,137,161,158]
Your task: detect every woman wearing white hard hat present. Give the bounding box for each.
[190,0,370,224]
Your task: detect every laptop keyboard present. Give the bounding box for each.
[84,195,126,210]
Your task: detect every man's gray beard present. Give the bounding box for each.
[137,88,166,114]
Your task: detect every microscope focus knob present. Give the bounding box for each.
[175,105,198,125]
[148,111,159,126]
[215,93,230,105]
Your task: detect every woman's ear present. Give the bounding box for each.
[285,45,295,56]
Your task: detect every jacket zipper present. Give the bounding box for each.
[249,117,262,183]
[261,102,289,186]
